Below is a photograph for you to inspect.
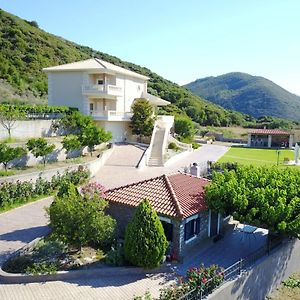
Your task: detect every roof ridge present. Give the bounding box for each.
[163,174,184,218]
[107,174,165,193]
[94,58,107,69]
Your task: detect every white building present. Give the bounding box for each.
[43,58,171,142]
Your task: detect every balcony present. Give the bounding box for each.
[82,84,123,97]
[89,110,133,121]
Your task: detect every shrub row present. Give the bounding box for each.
[0,169,90,209]
[0,103,71,114]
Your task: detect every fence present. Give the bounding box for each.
[177,235,285,300]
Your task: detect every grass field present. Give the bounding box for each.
[218,147,296,166]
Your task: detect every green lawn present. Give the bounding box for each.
[218,147,296,166]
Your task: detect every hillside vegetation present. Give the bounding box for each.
[184,72,300,121]
[0,9,249,127]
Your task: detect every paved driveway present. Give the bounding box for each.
[94,144,228,188]
[0,197,52,266]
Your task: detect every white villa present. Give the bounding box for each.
[43,58,178,166]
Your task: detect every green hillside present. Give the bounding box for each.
[0,9,248,127]
[184,72,300,121]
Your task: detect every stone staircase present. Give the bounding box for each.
[147,127,165,167]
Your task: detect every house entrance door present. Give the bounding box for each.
[210,212,219,237]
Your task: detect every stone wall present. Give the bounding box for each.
[178,211,209,260]
[106,202,136,237]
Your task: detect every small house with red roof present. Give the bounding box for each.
[105,172,223,260]
[247,129,294,148]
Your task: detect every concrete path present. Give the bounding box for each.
[0,273,176,300]
[94,143,228,189]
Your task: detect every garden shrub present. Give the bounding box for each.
[2,256,33,273]
[168,142,179,151]
[158,265,223,299]
[105,244,125,266]
[49,182,116,249]
[192,142,201,149]
[0,169,90,210]
[25,262,57,275]
[124,199,168,269]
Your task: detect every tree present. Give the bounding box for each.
[130,99,155,142]
[124,199,168,269]
[174,115,194,139]
[80,125,112,156]
[53,111,94,135]
[0,106,25,138]
[49,183,116,250]
[205,166,300,238]
[0,143,26,171]
[26,138,55,166]
[62,135,81,158]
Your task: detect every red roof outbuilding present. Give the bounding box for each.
[105,173,209,219]
[249,129,291,135]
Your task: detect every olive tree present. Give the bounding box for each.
[27,137,55,166]
[0,143,27,171]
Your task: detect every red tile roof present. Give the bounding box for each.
[105,173,209,219]
[249,129,291,135]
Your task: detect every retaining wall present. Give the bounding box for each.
[0,146,114,184]
[209,238,300,300]
[0,119,62,140]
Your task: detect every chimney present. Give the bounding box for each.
[190,162,200,178]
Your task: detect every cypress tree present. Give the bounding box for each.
[124,199,168,269]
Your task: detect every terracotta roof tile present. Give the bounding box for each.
[249,129,291,135]
[105,173,209,219]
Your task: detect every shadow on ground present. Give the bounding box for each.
[0,226,50,243]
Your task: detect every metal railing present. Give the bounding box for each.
[177,236,285,300]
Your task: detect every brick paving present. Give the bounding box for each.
[0,273,176,300]
[94,144,228,189]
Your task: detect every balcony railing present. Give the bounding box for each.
[89,110,132,121]
[82,84,122,96]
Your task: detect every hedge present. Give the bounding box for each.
[0,169,90,210]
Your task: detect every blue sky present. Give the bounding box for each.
[1,0,300,95]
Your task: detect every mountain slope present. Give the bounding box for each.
[0,9,247,127]
[184,72,300,121]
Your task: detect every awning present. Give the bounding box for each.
[141,92,170,106]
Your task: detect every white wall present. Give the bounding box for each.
[96,121,130,142]
[115,75,146,113]
[48,71,84,112]
[0,120,58,140]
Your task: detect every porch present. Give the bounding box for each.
[176,223,268,275]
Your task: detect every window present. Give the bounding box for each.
[97,79,104,85]
[161,221,173,241]
[184,216,200,242]
[89,103,94,111]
